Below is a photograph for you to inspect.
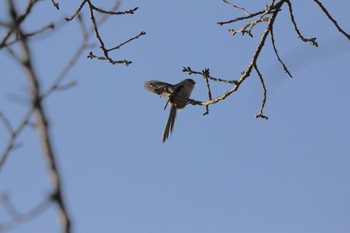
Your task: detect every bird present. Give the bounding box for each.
[144,78,196,143]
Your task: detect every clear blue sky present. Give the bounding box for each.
[1,1,350,233]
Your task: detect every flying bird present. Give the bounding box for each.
[144,79,196,142]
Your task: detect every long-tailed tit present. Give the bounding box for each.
[144,79,196,143]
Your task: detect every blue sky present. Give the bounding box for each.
[1,1,350,233]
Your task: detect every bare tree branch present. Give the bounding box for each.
[227,17,269,37]
[51,0,59,10]
[2,23,55,48]
[65,0,145,66]
[254,64,269,120]
[202,69,213,115]
[65,0,87,22]
[313,0,350,40]
[183,67,238,84]
[188,0,284,108]
[218,10,266,26]
[270,21,293,78]
[0,0,39,49]
[286,0,318,46]
[18,27,72,233]
[187,0,348,119]
[90,5,139,15]
[107,31,146,52]
[222,0,251,15]
[6,1,72,232]
[0,9,91,173]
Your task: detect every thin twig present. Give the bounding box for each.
[3,23,55,47]
[228,17,269,37]
[270,21,293,78]
[182,67,238,84]
[223,0,276,37]
[0,0,40,49]
[25,23,55,37]
[90,5,139,15]
[87,1,109,57]
[286,0,318,46]
[107,31,146,52]
[223,0,250,15]
[202,69,212,115]
[254,64,269,120]
[51,0,59,10]
[65,0,87,22]
[218,10,265,25]
[246,0,276,36]
[313,0,350,40]
[87,51,132,65]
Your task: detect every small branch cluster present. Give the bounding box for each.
[182,0,284,118]
[183,67,238,115]
[183,0,349,119]
[183,67,238,84]
[65,0,146,66]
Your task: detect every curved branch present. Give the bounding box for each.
[254,64,269,120]
[286,0,318,46]
[313,0,350,40]
[270,21,293,78]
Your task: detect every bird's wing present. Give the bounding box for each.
[144,80,173,98]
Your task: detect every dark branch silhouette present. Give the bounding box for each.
[66,0,145,66]
[182,0,349,119]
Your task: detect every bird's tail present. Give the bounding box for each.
[162,106,177,143]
